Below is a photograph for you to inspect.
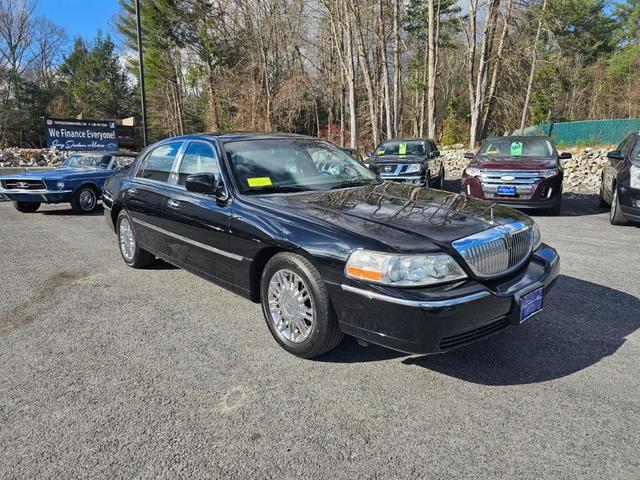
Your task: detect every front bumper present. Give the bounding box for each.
[462,174,561,209]
[0,188,73,203]
[329,244,560,354]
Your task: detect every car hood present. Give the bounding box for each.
[251,181,530,252]
[0,167,105,180]
[365,155,426,165]
[470,156,558,170]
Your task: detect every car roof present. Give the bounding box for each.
[380,138,435,143]
[486,136,551,142]
[159,132,317,144]
[70,151,138,157]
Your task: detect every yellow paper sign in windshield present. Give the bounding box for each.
[398,143,407,155]
[247,177,272,187]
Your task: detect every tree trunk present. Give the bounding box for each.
[520,0,547,133]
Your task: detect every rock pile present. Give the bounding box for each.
[0,147,68,168]
[441,146,614,193]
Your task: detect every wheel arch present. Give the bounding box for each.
[248,244,322,303]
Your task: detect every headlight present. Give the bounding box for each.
[345,250,467,287]
[630,165,640,189]
[539,169,559,178]
[531,222,541,250]
[56,181,65,190]
[465,167,481,177]
[405,164,422,174]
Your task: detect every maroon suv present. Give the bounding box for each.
[461,136,570,215]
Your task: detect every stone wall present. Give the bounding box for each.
[441,146,613,193]
[0,147,68,168]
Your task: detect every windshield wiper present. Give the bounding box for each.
[330,180,377,189]
[249,185,311,193]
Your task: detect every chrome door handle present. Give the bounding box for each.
[167,199,181,209]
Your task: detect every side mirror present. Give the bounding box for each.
[368,152,374,158]
[185,172,226,200]
[559,152,572,160]
[464,151,475,159]
[431,150,440,158]
[607,150,624,160]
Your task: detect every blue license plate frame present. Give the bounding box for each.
[497,185,517,196]
[519,287,544,323]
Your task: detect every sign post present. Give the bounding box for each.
[44,118,119,151]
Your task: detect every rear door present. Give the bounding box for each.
[124,142,184,257]
[161,140,237,287]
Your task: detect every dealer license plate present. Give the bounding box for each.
[519,287,543,323]
[497,185,517,196]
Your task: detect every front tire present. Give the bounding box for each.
[548,191,562,216]
[260,253,343,358]
[116,211,156,268]
[609,187,629,226]
[71,186,98,213]
[12,201,40,213]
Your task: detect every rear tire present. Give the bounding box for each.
[260,252,343,358]
[116,211,156,268]
[71,186,98,213]
[609,187,629,226]
[12,201,40,213]
[436,166,445,190]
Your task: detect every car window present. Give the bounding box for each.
[375,140,428,156]
[114,156,135,168]
[632,136,640,160]
[177,142,220,186]
[63,154,110,168]
[617,135,634,156]
[136,143,182,182]
[478,138,553,158]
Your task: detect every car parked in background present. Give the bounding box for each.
[103,133,559,359]
[364,138,444,188]
[599,132,640,225]
[0,151,136,213]
[461,136,569,215]
[338,146,363,162]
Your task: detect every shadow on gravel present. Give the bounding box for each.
[403,275,640,385]
[41,205,105,216]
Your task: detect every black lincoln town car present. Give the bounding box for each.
[103,133,560,358]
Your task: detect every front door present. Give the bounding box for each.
[162,141,237,287]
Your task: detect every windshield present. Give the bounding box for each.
[478,138,553,158]
[224,138,378,194]
[62,154,111,169]
[375,140,428,156]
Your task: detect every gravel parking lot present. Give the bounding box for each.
[1,196,639,479]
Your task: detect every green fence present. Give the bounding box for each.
[514,118,640,146]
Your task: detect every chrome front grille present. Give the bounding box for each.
[1,179,46,190]
[480,170,542,199]
[452,221,533,278]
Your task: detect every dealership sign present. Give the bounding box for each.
[44,117,119,151]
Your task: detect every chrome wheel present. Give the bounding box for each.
[79,189,96,211]
[267,269,314,343]
[119,217,136,262]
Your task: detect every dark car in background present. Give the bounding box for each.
[461,136,569,215]
[0,151,136,213]
[103,133,559,359]
[599,132,640,225]
[364,138,444,188]
[338,146,363,162]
